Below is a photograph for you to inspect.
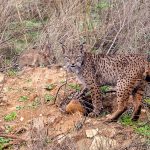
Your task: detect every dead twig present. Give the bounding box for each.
[53,71,68,104]
[53,82,67,104]
[106,17,126,55]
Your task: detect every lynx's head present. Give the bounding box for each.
[61,43,85,74]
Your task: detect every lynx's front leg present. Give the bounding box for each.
[75,87,88,99]
[84,74,103,117]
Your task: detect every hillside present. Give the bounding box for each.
[0,0,150,149]
[0,67,150,150]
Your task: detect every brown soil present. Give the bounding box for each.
[0,67,149,150]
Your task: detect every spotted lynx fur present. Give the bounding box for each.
[62,43,150,121]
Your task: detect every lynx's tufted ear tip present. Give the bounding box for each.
[79,42,86,53]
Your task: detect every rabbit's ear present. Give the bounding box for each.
[45,44,51,56]
[60,42,67,54]
[46,44,51,50]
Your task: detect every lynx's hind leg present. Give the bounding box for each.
[106,97,128,122]
[106,78,135,122]
[131,81,146,121]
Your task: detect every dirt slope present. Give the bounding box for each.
[0,67,149,150]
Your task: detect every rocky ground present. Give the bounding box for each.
[0,67,150,150]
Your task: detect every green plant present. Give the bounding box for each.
[96,0,109,10]
[23,20,42,28]
[45,84,55,91]
[18,96,28,102]
[0,137,11,150]
[16,105,24,110]
[119,114,134,126]
[119,114,150,138]
[4,112,17,122]
[7,69,17,77]
[4,59,11,66]
[60,80,66,84]
[100,85,110,93]
[14,39,27,53]
[135,124,150,138]
[68,83,81,91]
[145,99,150,105]
[44,94,55,102]
[4,125,13,133]
[27,98,41,109]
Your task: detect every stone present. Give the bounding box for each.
[20,117,24,121]
[90,135,117,150]
[57,134,66,144]
[86,128,99,138]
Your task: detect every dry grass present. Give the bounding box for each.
[0,0,149,68]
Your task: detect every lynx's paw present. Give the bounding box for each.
[88,110,100,118]
[88,112,98,118]
[104,114,117,122]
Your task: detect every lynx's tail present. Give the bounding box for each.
[145,61,150,82]
[145,75,150,82]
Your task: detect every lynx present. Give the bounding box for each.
[61,43,150,122]
[18,44,56,69]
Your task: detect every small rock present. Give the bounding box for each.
[86,128,99,138]
[57,134,66,144]
[20,117,24,121]
[141,109,146,113]
[90,135,117,150]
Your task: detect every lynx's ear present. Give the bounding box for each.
[79,42,86,54]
